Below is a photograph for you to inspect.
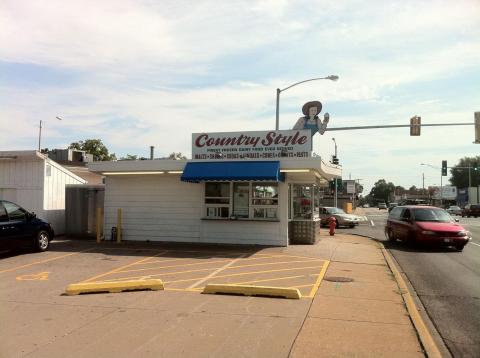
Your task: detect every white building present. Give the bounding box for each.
[0,151,86,234]
[89,130,341,246]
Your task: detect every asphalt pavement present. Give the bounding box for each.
[0,234,425,357]
[352,207,480,358]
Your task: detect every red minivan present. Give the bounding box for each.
[385,205,472,251]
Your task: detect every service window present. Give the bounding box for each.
[204,182,279,220]
[251,183,278,219]
[205,182,230,218]
[233,183,249,218]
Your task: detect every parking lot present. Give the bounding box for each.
[0,239,332,357]
[1,240,329,299]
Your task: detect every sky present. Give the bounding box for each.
[1,0,479,194]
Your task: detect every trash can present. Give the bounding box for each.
[110,227,117,241]
[343,202,353,213]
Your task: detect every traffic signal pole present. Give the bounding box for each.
[325,122,474,132]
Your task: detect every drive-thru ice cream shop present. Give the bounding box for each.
[89,129,341,246]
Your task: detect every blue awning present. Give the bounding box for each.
[181,161,284,182]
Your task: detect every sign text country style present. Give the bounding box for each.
[195,131,308,148]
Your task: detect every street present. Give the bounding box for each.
[351,208,480,358]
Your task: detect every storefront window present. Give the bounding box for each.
[204,182,279,220]
[233,183,249,218]
[251,183,278,219]
[205,182,230,218]
[292,184,315,219]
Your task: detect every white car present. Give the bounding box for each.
[319,207,364,228]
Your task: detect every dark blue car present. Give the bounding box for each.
[0,200,54,252]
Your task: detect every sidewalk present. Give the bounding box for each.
[289,233,425,357]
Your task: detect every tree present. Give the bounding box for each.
[69,139,116,161]
[449,156,480,188]
[368,179,395,204]
[167,152,187,160]
[119,154,139,161]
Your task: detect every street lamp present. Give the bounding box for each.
[38,117,63,152]
[275,75,339,130]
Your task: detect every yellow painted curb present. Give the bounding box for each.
[381,246,442,358]
[202,284,301,299]
[65,279,164,296]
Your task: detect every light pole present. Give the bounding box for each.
[332,137,338,208]
[275,75,339,130]
[38,116,62,152]
[421,163,443,207]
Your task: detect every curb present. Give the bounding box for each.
[202,284,301,299]
[65,279,164,296]
[380,244,442,358]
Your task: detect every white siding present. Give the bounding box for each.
[0,160,44,215]
[42,159,86,234]
[104,176,288,246]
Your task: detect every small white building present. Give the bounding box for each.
[89,129,341,246]
[0,151,86,234]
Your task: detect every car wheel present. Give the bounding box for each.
[336,221,339,229]
[34,230,50,252]
[455,244,465,252]
[349,224,355,228]
[387,229,396,242]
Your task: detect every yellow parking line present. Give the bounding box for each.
[227,259,324,270]
[82,250,169,283]
[130,253,282,267]
[305,260,330,298]
[116,256,321,275]
[0,248,95,274]
[162,265,325,283]
[117,257,241,274]
[227,274,308,286]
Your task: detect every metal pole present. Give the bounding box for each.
[334,178,337,208]
[38,120,42,151]
[440,171,443,208]
[469,166,471,188]
[275,88,280,130]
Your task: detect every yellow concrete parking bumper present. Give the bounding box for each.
[202,284,301,299]
[65,279,164,296]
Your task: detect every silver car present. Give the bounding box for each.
[319,207,362,228]
[446,205,462,216]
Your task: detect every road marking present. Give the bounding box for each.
[470,242,480,247]
[82,250,169,283]
[188,254,247,289]
[16,271,50,281]
[0,248,95,274]
[370,220,375,227]
[306,260,330,298]
[116,254,284,274]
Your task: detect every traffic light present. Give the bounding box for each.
[475,112,480,144]
[410,116,421,136]
[442,160,447,176]
[332,155,339,165]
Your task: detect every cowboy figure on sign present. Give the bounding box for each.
[293,101,330,136]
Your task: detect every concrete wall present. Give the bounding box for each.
[103,175,288,246]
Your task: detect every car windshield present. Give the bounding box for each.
[449,206,460,210]
[413,208,452,222]
[327,207,346,214]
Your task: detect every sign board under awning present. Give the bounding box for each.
[192,130,312,160]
